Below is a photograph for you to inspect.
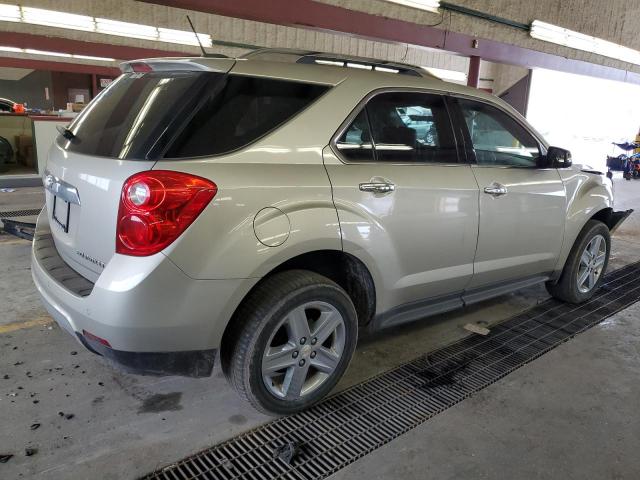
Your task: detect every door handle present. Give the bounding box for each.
[483,182,508,197]
[359,182,395,194]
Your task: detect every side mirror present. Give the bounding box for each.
[545,146,572,168]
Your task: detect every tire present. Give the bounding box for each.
[546,220,610,304]
[222,270,358,415]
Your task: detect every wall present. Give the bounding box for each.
[0,70,53,110]
[50,72,92,109]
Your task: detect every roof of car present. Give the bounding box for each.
[125,48,505,111]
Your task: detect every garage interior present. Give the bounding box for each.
[1,1,640,479]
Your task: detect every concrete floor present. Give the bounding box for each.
[0,179,638,479]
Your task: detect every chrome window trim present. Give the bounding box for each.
[329,87,466,167]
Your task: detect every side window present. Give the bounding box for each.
[367,92,457,163]
[335,109,375,162]
[459,99,540,167]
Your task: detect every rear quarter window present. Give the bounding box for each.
[164,76,329,158]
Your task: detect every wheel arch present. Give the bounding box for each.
[220,249,376,370]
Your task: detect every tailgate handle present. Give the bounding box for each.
[44,173,81,206]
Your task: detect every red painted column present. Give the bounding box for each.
[91,74,98,98]
[467,55,480,88]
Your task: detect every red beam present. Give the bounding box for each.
[467,55,480,88]
[141,0,640,85]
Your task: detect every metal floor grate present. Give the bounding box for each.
[0,207,42,219]
[143,261,640,480]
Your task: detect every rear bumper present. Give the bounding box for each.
[31,211,257,376]
[77,332,216,377]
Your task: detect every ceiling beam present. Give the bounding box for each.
[140,0,640,85]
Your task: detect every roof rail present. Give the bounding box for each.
[241,48,435,78]
[297,54,427,77]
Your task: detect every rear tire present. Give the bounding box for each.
[222,270,358,415]
[546,220,610,304]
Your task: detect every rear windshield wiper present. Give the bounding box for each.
[56,125,76,141]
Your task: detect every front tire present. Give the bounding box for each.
[223,270,358,415]
[546,220,610,304]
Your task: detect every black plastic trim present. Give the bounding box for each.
[78,333,216,378]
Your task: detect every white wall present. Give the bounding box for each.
[526,68,640,170]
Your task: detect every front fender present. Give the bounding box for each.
[553,169,613,276]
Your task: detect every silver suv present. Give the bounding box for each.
[32,49,631,414]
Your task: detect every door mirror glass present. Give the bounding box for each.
[545,146,572,168]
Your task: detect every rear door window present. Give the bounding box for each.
[335,92,458,163]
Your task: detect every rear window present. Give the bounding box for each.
[60,72,329,160]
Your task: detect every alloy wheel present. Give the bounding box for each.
[261,301,346,400]
[577,234,607,294]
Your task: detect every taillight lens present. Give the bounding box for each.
[116,171,217,256]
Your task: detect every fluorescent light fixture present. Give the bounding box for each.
[95,18,157,41]
[383,0,440,13]
[74,54,116,62]
[158,27,213,47]
[0,45,115,62]
[0,3,19,22]
[423,67,468,83]
[530,20,640,66]
[22,6,94,31]
[0,4,214,49]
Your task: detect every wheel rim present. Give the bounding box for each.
[261,301,346,400]
[577,234,607,294]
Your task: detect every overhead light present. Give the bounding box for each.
[0,3,19,22]
[423,67,468,83]
[383,0,440,13]
[0,3,213,49]
[95,18,158,41]
[0,45,115,62]
[22,6,94,32]
[530,20,640,66]
[158,27,213,47]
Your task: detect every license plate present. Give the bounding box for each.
[52,195,71,233]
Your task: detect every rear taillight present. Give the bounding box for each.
[116,171,217,256]
[129,62,153,73]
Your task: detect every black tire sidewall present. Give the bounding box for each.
[243,282,357,415]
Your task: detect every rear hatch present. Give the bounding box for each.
[44,58,235,282]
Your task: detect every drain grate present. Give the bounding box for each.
[144,261,640,480]
[0,207,42,219]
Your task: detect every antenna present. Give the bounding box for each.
[186,15,208,57]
